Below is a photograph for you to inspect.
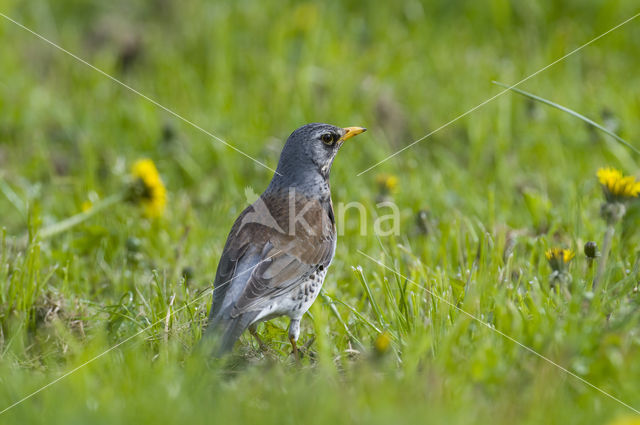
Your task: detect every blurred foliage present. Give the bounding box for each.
[1,0,640,424]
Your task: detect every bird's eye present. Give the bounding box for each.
[321,133,335,145]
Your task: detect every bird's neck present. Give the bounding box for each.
[266,168,332,201]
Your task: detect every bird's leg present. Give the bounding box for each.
[248,323,268,351]
[289,336,299,362]
[288,319,301,363]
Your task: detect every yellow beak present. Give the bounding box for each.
[340,126,367,142]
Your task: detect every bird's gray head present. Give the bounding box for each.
[270,123,366,191]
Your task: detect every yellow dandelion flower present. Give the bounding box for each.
[545,248,575,263]
[81,200,93,212]
[374,331,392,355]
[545,248,574,272]
[597,167,640,202]
[130,159,167,218]
[375,173,399,193]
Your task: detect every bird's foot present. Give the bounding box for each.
[299,336,316,360]
[289,336,316,362]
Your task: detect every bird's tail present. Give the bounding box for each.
[202,311,258,356]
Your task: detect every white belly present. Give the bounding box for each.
[253,268,327,323]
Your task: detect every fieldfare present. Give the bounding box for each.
[205,123,366,357]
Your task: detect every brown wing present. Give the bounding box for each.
[210,191,335,320]
[208,205,255,321]
[230,233,333,317]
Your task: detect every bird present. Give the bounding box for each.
[204,123,366,358]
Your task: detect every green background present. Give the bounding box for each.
[1,0,640,423]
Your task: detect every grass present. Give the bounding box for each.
[1,0,640,423]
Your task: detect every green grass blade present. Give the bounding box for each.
[493,81,640,156]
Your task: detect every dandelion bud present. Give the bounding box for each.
[181,266,195,284]
[125,237,143,265]
[416,209,432,235]
[600,202,626,225]
[584,241,598,259]
[162,122,176,143]
[126,237,142,253]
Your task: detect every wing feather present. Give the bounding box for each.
[209,193,335,322]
